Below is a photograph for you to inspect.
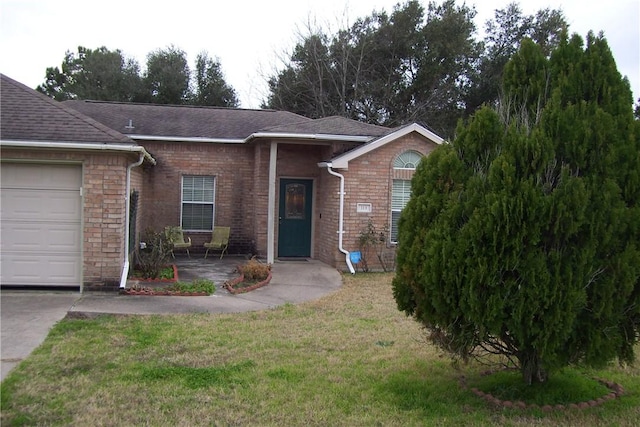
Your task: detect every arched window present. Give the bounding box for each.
[391,150,422,242]
[393,150,422,169]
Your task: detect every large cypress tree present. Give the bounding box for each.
[392,33,640,385]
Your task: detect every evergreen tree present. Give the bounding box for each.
[192,52,239,107]
[142,45,191,104]
[36,46,142,102]
[392,34,640,385]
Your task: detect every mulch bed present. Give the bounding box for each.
[123,265,208,296]
[224,270,272,294]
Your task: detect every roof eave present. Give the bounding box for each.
[328,123,444,169]
[0,139,156,164]
[127,134,245,144]
[247,132,373,143]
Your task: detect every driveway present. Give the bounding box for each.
[1,291,80,381]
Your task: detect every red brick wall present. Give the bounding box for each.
[140,141,256,254]
[317,133,440,271]
[1,149,139,289]
[140,140,332,258]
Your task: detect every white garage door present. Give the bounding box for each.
[1,163,82,287]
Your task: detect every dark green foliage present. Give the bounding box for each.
[142,46,191,104]
[393,33,640,385]
[464,3,567,115]
[192,52,239,107]
[264,1,566,139]
[265,0,480,137]
[36,46,143,102]
[37,46,238,107]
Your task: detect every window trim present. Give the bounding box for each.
[390,150,423,244]
[180,175,215,232]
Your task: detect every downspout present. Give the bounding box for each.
[319,162,355,274]
[119,152,146,288]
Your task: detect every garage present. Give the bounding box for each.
[1,163,82,287]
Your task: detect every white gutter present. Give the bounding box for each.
[319,162,355,274]
[125,133,371,144]
[0,140,156,164]
[249,132,371,143]
[120,152,146,288]
[127,135,245,144]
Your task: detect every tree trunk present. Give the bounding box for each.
[521,352,548,385]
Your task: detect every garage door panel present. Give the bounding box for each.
[1,190,81,220]
[1,254,81,286]
[1,163,82,287]
[1,223,80,251]
[1,163,81,190]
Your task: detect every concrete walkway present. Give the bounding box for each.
[1,257,342,381]
[70,257,342,315]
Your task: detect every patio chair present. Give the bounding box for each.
[204,226,230,259]
[165,226,192,258]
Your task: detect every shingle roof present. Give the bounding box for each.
[261,115,391,138]
[0,74,134,144]
[62,100,393,141]
[63,100,313,140]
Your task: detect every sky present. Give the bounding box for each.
[1,0,638,109]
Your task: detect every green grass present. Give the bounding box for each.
[470,368,612,405]
[130,265,175,280]
[1,273,638,426]
[165,278,215,294]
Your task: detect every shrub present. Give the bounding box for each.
[133,228,173,279]
[358,219,392,272]
[240,257,271,282]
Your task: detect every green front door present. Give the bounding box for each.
[278,178,313,257]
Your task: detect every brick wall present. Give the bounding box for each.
[321,133,440,271]
[140,141,256,254]
[140,140,332,258]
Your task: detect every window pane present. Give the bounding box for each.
[391,211,401,242]
[392,180,411,210]
[182,204,213,230]
[182,176,214,203]
[285,183,305,219]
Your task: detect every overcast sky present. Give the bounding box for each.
[1,0,638,108]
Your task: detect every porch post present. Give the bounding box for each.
[266,141,278,264]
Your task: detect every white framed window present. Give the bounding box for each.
[391,179,411,242]
[391,150,422,243]
[181,175,215,231]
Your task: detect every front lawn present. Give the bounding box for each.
[1,273,638,426]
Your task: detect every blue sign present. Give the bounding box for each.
[350,251,362,264]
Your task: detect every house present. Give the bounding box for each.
[1,73,443,291]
